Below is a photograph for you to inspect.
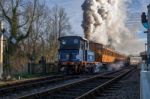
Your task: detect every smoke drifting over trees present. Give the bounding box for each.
[82,0,144,54]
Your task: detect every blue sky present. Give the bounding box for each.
[127,0,150,40]
[46,0,84,36]
[46,0,150,42]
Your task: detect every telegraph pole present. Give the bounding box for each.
[148,4,150,70]
[0,22,3,79]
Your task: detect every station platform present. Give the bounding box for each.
[140,63,150,99]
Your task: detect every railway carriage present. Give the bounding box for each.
[58,36,127,74]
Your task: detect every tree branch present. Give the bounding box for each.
[0,1,11,24]
[17,0,37,42]
[17,16,29,28]
[13,0,20,13]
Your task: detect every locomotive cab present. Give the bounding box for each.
[58,36,88,62]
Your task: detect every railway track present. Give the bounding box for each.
[0,75,63,88]
[0,71,114,98]
[0,74,80,98]
[17,67,133,99]
[95,68,140,99]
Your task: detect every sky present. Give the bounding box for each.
[126,0,150,41]
[46,0,150,36]
[46,0,150,53]
[46,0,84,36]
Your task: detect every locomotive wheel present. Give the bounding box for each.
[75,65,78,74]
[66,66,74,75]
[78,65,82,74]
[90,67,94,73]
[77,65,83,74]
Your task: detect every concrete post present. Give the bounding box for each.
[148,4,150,70]
[0,22,3,79]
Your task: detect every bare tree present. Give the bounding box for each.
[25,4,47,62]
[0,1,72,76]
[19,5,72,66]
[45,5,71,62]
[0,0,42,76]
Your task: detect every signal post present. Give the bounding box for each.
[140,4,150,99]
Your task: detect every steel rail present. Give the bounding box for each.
[76,69,131,99]
[0,75,75,95]
[18,69,131,99]
[0,75,63,88]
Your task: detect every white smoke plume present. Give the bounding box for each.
[108,61,124,71]
[82,0,144,54]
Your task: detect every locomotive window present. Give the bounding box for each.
[89,56,93,60]
[74,39,78,44]
[62,40,66,45]
[86,42,89,49]
[81,41,84,49]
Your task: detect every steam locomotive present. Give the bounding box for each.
[58,36,127,74]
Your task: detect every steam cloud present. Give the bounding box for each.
[108,61,124,71]
[82,0,144,54]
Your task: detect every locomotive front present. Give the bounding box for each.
[58,36,94,74]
